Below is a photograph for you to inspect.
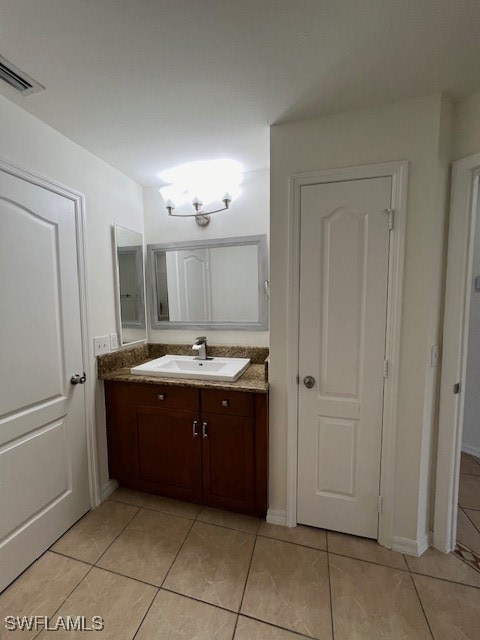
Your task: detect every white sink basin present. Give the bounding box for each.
[130,355,251,382]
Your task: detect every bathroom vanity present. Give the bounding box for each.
[101,345,269,517]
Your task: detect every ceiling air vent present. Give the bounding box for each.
[0,55,44,96]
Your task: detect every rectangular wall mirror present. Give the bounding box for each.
[113,224,147,345]
[147,235,268,330]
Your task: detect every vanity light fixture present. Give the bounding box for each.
[165,192,232,227]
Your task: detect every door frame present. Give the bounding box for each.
[434,152,480,552]
[0,154,100,508]
[285,161,408,549]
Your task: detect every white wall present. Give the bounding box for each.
[144,168,269,346]
[0,94,144,497]
[452,89,480,457]
[270,94,452,547]
[462,183,480,457]
[452,90,480,161]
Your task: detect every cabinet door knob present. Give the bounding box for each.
[202,422,208,438]
[221,399,229,407]
[158,394,165,400]
[192,420,198,438]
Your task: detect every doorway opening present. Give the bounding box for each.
[435,153,480,565]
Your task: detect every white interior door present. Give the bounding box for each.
[297,177,391,538]
[177,249,212,321]
[0,167,90,591]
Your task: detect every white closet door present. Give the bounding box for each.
[297,177,391,538]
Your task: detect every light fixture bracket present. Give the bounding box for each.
[165,194,232,227]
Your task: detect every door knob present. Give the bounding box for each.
[303,376,315,389]
[70,372,86,385]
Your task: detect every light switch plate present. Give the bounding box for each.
[93,335,110,356]
[109,333,119,351]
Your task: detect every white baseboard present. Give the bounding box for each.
[100,479,118,502]
[462,444,480,459]
[391,531,432,556]
[266,509,288,526]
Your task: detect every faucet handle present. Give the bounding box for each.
[194,336,207,344]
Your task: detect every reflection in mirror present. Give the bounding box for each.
[113,224,147,345]
[148,235,268,330]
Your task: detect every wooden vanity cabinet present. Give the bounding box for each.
[104,381,268,517]
[135,405,203,502]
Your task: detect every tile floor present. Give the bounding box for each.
[456,453,480,572]
[1,487,480,639]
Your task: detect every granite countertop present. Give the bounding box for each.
[100,362,268,394]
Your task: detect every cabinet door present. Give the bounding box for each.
[136,405,202,502]
[202,412,255,514]
[105,383,139,484]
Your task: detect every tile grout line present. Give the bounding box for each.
[232,615,240,638]
[160,585,316,639]
[161,585,240,615]
[31,503,142,639]
[408,572,435,640]
[88,565,160,588]
[128,515,197,640]
[157,517,196,589]
[31,563,96,640]
[93,505,142,567]
[325,550,336,640]
[257,532,328,554]
[462,506,480,535]
[403,551,434,637]
[234,530,259,634]
[404,554,480,590]
[36,505,144,640]
[326,549,408,573]
[110,495,260,533]
[48,549,93,566]
[128,502,200,521]
[239,613,318,639]
[130,587,160,640]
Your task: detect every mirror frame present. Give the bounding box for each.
[147,234,268,331]
[112,224,147,346]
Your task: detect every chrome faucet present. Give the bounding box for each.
[192,336,208,360]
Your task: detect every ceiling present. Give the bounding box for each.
[1,0,480,186]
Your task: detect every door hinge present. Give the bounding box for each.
[377,495,383,513]
[296,374,300,384]
[384,208,394,231]
[383,359,389,378]
[454,382,461,395]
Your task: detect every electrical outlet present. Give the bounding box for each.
[93,335,110,356]
[431,344,441,367]
[109,333,119,351]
